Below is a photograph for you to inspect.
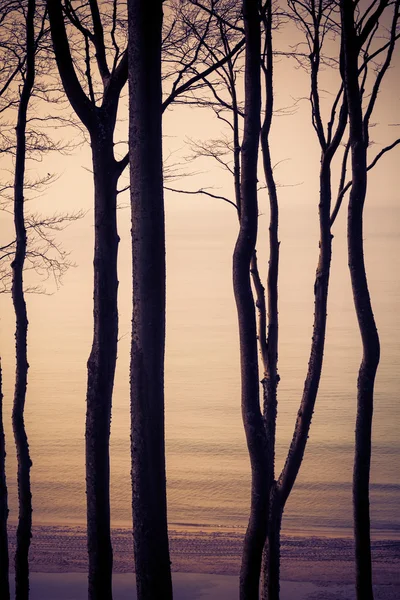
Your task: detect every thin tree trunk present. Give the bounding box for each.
[259,2,280,596]
[128,1,172,598]
[11,2,35,598]
[349,156,378,600]
[86,125,119,600]
[341,2,381,597]
[236,3,269,599]
[262,485,282,600]
[0,360,10,600]
[260,0,279,424]
[260,5,349,588]
[263,157,334,600]
[261,126,279,443]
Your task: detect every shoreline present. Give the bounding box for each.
[8,573,400,600]
[6,524,400,586]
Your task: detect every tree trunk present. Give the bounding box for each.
[261,485,282,600]
[235,3,270,599]
[0,360,10,600]
[11,2,35,598]
[128,1,173,598]
[46,4,128,597]
[12,160,32,600]
[262,157,333,600]
[341,2,380,597]
[86,124,119,600]
[260,5,280,575]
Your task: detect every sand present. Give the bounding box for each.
[7,524,400,599]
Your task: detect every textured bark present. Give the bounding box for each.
[47,2,127,597]
[261,157,333,600]
[258,3,280,597]
[128,1,172,599]
[235,3,269,599]
[262,485,282,600]
[259,2,349,593]
[85,124,119,600]
[340,1,384,597]
[0,361,10,600]
[260,0,279,511]
[11,2,35,598]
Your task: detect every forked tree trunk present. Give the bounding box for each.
[235,2,270,599]
[128,1,172,598]
[259,2,350,591]
[0,360,10,600]
[341,2,381,597]
[85,124,120,600]
[11,1,35,598]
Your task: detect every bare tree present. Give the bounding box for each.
[155,3,400,595]
[11,0,37,596]
[0,3,21,596]
[340,1,400,598]
[165,2,345,596]
[0,4,81,597]
[46,3,129,596]
[0,359,9,600]
[231,4,268,599]
[128,1,173,597]
[47,2,246,596]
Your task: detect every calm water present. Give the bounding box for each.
[1,195,399,538]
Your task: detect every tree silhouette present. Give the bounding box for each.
[0,359,9,600]
[340,0,400,597]
[0,2,81,596]
[47,2,245,597]
[128,0,173,597]
[47,2,129,596]
[11,1,36,596]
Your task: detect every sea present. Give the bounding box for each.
[0,173,399,541]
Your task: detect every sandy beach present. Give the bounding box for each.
[7,524,400,599]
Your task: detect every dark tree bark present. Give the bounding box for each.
[340,6,374,596]
[262,93,348,600]
[340,0,397,596]
[234,3,269,600]
[85,122,120,600]
[260,0,279,469]
[47,2,128,597]
[264,153,334,600]
[259,1,350,594]
[258,2,280,597]
[0,360,10,600]
[11,1,35,598]
[127,1,172,598]
[47,4,246,595]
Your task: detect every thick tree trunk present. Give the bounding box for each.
[128,1,172,599]
[0,361,10,600]
[46,4,128,597]
[11,2,35,598]
[235,3,270,599]
[86,125,119,600]
[341,2,381,597]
